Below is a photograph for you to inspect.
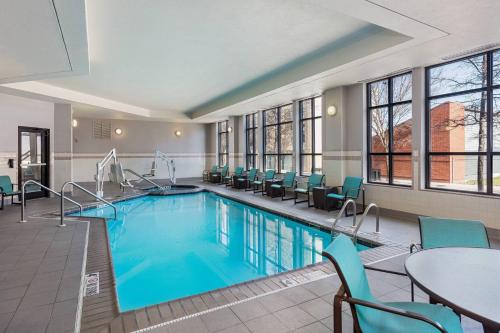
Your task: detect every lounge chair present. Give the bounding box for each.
[326,176,364,215]
[323,234,463,333]
[410,216,490,302]
[235,168,257,190]
[0,176,21,210]
[203,165,217,182]
[252,169,276,194]
[225,167,244,187]
[270,171,296,200]
[214,165,229,184]
[294,173,325,207]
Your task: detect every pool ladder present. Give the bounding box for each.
[331,200,380,243]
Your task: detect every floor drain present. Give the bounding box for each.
[84,272,100,296]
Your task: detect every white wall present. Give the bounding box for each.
[72,118,211,181]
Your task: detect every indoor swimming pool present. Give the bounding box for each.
[77,191,369,311]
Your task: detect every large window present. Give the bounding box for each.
[263,104,293,173]
[245,113,258,169]
[367,72,413,186]
[426,50,500,194]
[217,120,228,167]
[299,97,322,175]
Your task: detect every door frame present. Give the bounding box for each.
[17,126,51,199]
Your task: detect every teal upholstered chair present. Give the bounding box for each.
[225,167,244,187]
[326,176,364,214]
[410,216,490,301]
[211,165,228,183]
[323,234,463,333]
[270,171,296,200]
[203,165,217,182]
[236,168,258,190]
[294,173,325,207]
[0,176,21,210]
[252,169,276,194]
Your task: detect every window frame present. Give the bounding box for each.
[262,104,293,173]
[425,49,500,196]
[299,96,322,175]
[367,72,413,187]
[217,120,229,167]
[245,113,258,170]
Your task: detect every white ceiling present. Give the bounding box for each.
[1,0,499,122]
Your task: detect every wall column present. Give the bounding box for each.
[53,103,73,190]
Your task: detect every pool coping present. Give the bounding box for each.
[36,185,409,332]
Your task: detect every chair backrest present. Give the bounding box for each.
[308,173,325,190]
[221,165,229,177]
[322,234,375,302]
[419,216,490,249]
[342,176,363,198]
[247,168,258,181]
[210,165,218,172]
[234,167,244,176]
[282,171,296,187]
[0,176,13,193]
[264,169,275,180]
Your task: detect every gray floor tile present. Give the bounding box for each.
[0,298,21,314]
[0,312,14,332]
[166,316,209,333]
[297,298,332,320]
[257,293,295,313]
[274,306,316,330]
[292,321,331,333]
[231,300,269,322]
[244,314,289,333]
[6,303,53,333]
[200,308,242,333]
[216,323,251,333]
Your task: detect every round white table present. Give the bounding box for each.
[405,248,500,333]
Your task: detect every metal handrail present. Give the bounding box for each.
[330,199,357,238]
[20,180,83,223]
[123,168,163,189]
[353,203,380,243]
[60,181,117,227]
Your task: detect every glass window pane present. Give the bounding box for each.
[429,92,487,152]
[314,97,322,117]
[247,114,254,128]
[429,54,487,96]
[301,155,312,175]
[247,130,254,154]
[393,155,412,186]
[494,51,500,86]
[265,155,278,171]
[314,118,322,153]
[429,155,487,192]
[280,123,293,154]
[393,104,412,152]
[247,155,255,169]
[313,155,322,174]
[220,134,227,153]
[493,156,500,194]
[370,107,389,153]
[265,126,278,153]
[301,120,312,153]
[280,155,293,173]
[264,109,278,125]
[493,89,500,151]
[369,80,388,106]
[280,105,293,122]
[392,73,412,102]
[253,113,258,128]
[219,121,227,132]
[220,154,227,167]
[301,100,312,119]
[369,155,389,183]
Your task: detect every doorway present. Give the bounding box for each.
[18,127,50,199]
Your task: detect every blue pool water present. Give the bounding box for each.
[76,192,369,311]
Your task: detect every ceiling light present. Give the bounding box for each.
[174,130,182,137]
[327,105,337,117]
[115,128,123,135]
[72,119,78,128]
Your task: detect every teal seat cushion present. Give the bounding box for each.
[327,193,345,200]
[270,184,281,189]
[356,302,463,333]
[294,188,308,193]
[237,178,246,182]
[253,180,263,185]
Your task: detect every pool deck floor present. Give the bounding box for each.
[0,178,497,333]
